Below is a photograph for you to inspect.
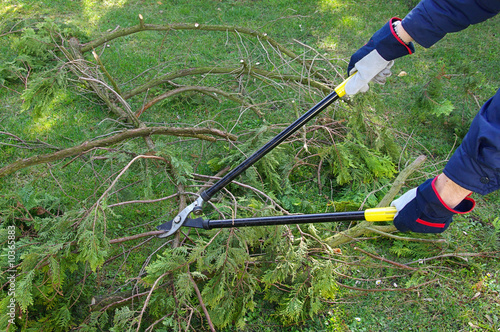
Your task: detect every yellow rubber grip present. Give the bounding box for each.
[334,73,356,98]
[364,207,397,222]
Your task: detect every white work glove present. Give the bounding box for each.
[345,17,415,96]
[346,60,394,95]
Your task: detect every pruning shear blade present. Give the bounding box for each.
[157,196,204,238]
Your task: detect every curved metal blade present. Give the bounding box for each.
[157,196,204,238]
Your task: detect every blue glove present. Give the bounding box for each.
[345,17,415,96]
[391,177,475,233]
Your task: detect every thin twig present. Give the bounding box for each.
[92,50,123,96]
[135,272,170,332]
[353,247,419,271]
[136,85,262,118]
[107,193,178,208]
[336,278,438,292]
[193,173,289,214]
[109,231,165,245]
[406,251,500,265]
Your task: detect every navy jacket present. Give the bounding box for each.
[401,0,500,195]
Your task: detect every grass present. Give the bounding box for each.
[1,0,499,331]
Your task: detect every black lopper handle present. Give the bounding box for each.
[200,75,352,202]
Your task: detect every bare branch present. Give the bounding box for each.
[193,173,290,214]
[107,193,178,208]
[0,126,237,177]
[109,230,165,245]
[92,50,123,96]
[353,247,419,271]
[123,65,332,99]
[79,23,305,71]
[136,85,263,118]
[135,271,170,332]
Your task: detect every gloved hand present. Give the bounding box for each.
[345,17,415,96]
[391,177,475,233]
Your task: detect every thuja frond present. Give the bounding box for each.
[319,137,396,187]
[15,270,35,312]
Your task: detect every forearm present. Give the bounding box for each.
[434,173,472,209]
[393,21,413,45]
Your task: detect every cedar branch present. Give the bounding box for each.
[324,155,428,247]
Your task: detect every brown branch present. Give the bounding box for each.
[62,38,130,120]
[104,237,156,266]
[0,29,24,38]
[192,173,290,214]
[65,40,153,151]
[136,85,262,118]
[144,314,171,332]
[406,251,500,265]
[79,77,142,128]
[92,50,123,96]
[123,65,332,99]
[353,247,419,271]
[109,230,165,245]
[76,20,335,98]
[188,270,216,332]
[107,193,178,208]
[0,126,237,177]
[136,272,170,332]
[91,290,150,312]
[79,23,304,69]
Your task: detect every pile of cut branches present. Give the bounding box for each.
[0,16,468,332]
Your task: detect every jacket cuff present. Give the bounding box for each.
[376,17,415,61]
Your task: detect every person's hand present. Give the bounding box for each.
[391,176,475,233]
[345,17,415,96]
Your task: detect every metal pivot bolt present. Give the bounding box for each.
[192,197,203,215]
[193,206,203,215]
[173,216,181,223]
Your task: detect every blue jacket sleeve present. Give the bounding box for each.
[400,0,500,195]
[444,89,500,195]
[402,0,500,47]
